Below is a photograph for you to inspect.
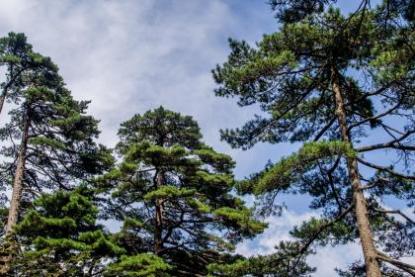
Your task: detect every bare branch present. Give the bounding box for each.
[377,251,415,276]
[348,102,401,131]
[357,158,415,181]
[374,208,415,225]
[357,130,415,153]
[313,117,337,141]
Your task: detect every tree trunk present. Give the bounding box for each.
[331,68,381,277]
[154,171,164,255]
[0,114,30,274]
[0,63,15,117]
[0,93,6,117]
[5,115,30,235]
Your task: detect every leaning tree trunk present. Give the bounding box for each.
[154,171,165,256]
[0,64,28,117]
[331,68,381,277]
[5,116,30,235]
[0,93,6,117]
[0,64,15,117]
[0,114,30,274]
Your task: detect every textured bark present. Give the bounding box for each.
[331,68,381,277]
[0,115,30,274]
[154,171,164,255]
[5,115,30,235]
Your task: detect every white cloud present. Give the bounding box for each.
[0,0,239,146]
[0,0,289,176]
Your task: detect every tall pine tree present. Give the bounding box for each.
[0,37,112,273]
[100,106,265,276]
[0,57,112,236]
[212,3,415,276]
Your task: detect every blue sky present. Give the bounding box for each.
[0,0,408,276]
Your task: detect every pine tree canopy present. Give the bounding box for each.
[0,33,114,274]
[0,32,59,115]
[13,187,123,276]
[100,106,266,276]
[0,47,113,195]
[213,2,415,276]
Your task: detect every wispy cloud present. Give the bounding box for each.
[0,0,261,148]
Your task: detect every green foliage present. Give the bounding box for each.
[105,253,172,277]
[116,106,202,153]
[213,8,379,149]
[0,33,113,195]
[102,107,265,276]
[213,1,415,275]
[143,186,196,201]
[290,216,355,246]
[255,141,355,194]
[13,187,123,276]
[208,241,315,276]
[269,0,336,23]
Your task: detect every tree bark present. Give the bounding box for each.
[0,114,30,274]
[5,115,30,235]
[331,68,381,277]
[154,171,164,255]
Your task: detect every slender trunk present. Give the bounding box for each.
[0,93,6,116]
[154,171,164,255]
[5,115,30,235]
[331,68,381,277]
[0,114,30,274]
[0,63,15,117]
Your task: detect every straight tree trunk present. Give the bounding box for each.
[5,115,30,235]
[331,68,381,277]
[154,171,164,255]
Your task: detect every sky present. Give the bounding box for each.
[0,0,408,276]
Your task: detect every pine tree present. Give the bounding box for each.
[100,106,266,276]
[12,186,123,276]
[0,43,112,273]
[212,3,415,276]
[0,56,112,236]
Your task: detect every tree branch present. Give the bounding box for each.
[357,130,415,153]
[377,251,415,276]
[313,117,337,141]
[357,157,415,180]
[348,102,401,131]
[374,208,415,225]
